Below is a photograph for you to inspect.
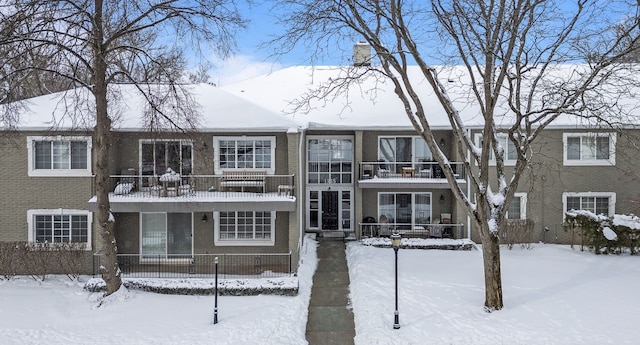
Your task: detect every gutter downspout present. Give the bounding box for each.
[297,126,305,252]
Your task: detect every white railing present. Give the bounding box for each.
[97,174,295,199]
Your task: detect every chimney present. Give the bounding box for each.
[353,41,372,67]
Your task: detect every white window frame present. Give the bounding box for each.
[563,132,616,166]
[562,192,616,219]
[27,209,92,250]
[473,133,518,166]
[213,136,276,174]
[506,193,527,219]
[307,135,354,185]
[139,139,194,176]
[27,136,92,177]
[213,211,276,246]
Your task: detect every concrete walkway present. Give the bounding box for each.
[305,238,355,345]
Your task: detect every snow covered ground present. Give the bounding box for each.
[1,237,639,345]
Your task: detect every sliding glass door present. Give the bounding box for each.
[378,193,432,230]
[141,213,192,258]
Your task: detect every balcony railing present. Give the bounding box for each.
[359,161,466,180]
[359,221,466,239]
[98,174,295,199]
[93,252,293,279]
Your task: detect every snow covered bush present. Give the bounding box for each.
[565,211,640,254]
[611,214,640,255]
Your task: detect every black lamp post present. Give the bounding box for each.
[391,232,402,330]
[214,256,219,324]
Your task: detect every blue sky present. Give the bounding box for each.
[208,1,354,85]
[207,0,636,85]
[208,1,296,85]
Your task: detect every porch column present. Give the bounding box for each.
[287,128,302,267]
[354,130,364,239]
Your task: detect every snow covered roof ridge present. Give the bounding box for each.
[222,64,640,130]
[5,64,640,131]
[1,83,302,132]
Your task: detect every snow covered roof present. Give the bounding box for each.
[2,83,301,132]
[223,66,460,130]
[4,65,639,132]
[222,65,640,130]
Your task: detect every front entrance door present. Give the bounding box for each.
[321,191,339,230]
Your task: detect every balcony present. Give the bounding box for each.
[87,174,296,213]
[358,161,467,189]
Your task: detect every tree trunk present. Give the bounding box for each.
[94,84,121,296]
[93,0,121,296]
[480,229,503,311]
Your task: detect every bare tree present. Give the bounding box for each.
[610,17,640,62]
[0,0,245,296]
[271,0,640,311]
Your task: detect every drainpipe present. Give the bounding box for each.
[296,126,305,252]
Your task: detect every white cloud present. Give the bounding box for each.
[209,55,285,86]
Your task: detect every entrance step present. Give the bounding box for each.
[321,231,345,239]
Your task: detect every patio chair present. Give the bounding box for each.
[379,214,393,236]
[441,213,453,238]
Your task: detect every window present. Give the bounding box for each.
[27,210,91,248]
[27,136,92,177]
[307,137,353,184]
[563,192,615,218]
[140,140,192,176]
[309,191,319,228]
[474,133,518,165]
[341,191,352,229]
[378,136,432,173]
[378,192,431,229]
[141,213,192,258]
[506,193,527,219]
[214,137,275,174]
[214,211,275,246]
[563,133,615,166]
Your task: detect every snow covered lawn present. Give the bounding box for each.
[348,242,640,345]
[1,238,639,345]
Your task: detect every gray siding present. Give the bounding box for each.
[468,129,640,244]
[0,132,94,243]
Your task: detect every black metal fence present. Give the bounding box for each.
[93,252,293,279]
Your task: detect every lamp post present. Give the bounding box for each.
[391,233,402,330]
[214,256,219,324]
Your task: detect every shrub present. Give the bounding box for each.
[0,241,88,280]
[565,211,640,255]
[0,242,24,280]
[500,219,534,250]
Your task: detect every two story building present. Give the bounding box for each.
[1,84,302,276]
[1,64,638,277]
